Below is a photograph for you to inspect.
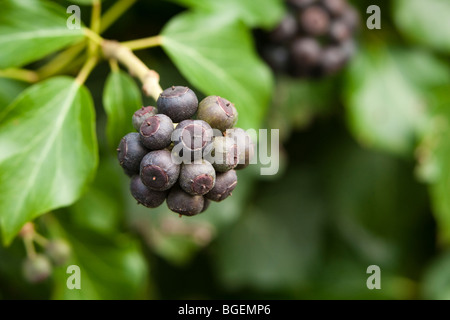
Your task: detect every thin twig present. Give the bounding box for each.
[121,35,162,51]
[37,42,86,79]
[75,55,98,85]
[102,40,163,100]
[89,0,102,55]
[0,68,39,83]
[100,0,137,34]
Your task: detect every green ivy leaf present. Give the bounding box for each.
[393,0,450,53]
[69,155,125,236]
[0,78,28,109]
[416,87,450,244]
[0,77,98,245]
[103,70,142,149]
[344,46,430,155]
[421,250,450,299]
[0,0,85,68]
[51,230,149,300]
[161,11,274,130]
[168,0,284,29]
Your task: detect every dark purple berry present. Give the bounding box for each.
[290,37,321,68]
[197,96,238,132]
[132,106,158,131]
[341,5,360,31]
[322,0,347,17]
[208,136,240,173]
[156,86,198,122]
[201,198,211,213]
[299,6,330,36]
[117,132,149,176]
[269,13,297,43]
[329,20,351,43]
[45,239,71,266]
[225,128,255,170]
[179,160,216,196]
[140,149,180,191]
[130,175,168,208]
[167,185,204,216]
[320,46,347,75]
[139,114,174,150]
[205,170,237,202]
[173,119,213,162]
[22,254,52,283]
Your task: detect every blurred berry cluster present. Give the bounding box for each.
[258,0,360,78]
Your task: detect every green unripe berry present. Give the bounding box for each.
[209,136,240,172]
[225,128,255,170]
[197,96,238,132]
[22,254,52,283]
[45,239,71,266]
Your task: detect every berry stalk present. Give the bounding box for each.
[102,40,163,101]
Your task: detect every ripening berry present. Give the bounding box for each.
[45,239,71,266]
[225,128,255,170]
[197,96,238,132]
[209,136,240,173]
[132,106,158,131]
[205,170,238,202]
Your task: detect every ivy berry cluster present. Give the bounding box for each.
[259,0,360,78]
[117,86,255,216]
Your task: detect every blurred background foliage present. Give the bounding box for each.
[1,0,450,300]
